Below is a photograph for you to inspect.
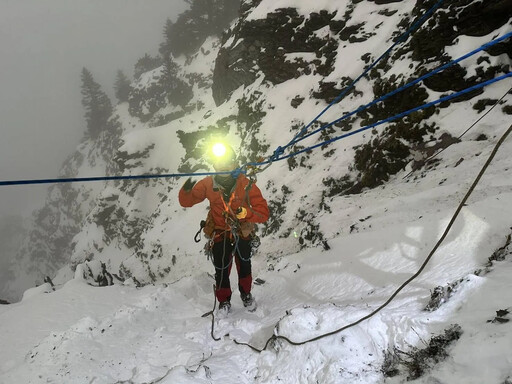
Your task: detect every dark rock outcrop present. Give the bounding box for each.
[213,8,339,105]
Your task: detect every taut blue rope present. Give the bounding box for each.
[289,31,512,147]
[273,72,512,163]
[2,73,509,187]
[2,11,510,187]
[0,170,245,187]
[283,0,445,151]
[3,72,509,186]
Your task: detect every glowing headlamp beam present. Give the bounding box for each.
[212,143,227,158]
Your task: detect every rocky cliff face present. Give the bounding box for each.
[214,0,512,192]
[212,6,340,105]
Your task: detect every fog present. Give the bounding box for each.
[0,0,188,218]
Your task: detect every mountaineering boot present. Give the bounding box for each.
[218,301,231,317]
[241,292,257,312]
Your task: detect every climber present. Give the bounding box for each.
[178,142,269,315]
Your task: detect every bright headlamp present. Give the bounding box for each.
[212,142,227,158]
[207,141,236,170]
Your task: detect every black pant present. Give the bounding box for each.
[212,236,252,302]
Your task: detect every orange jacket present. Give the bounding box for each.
[178,175,270,231]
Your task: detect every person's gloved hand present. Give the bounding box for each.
[183,177,196,192]
[235,207,247,220]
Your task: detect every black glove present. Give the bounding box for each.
[183,177,196,192]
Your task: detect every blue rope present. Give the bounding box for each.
[1,17,508,187]
[0,170,246,186]
[2,72,509,187]
[283,0,445,151]
[290,31,512,147]
[273,72,512,162]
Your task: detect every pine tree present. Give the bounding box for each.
[161,57,193,107]
[159,19,174,59]
[114,70,132,103]
[80,68,113,139]
[161,56,179,83]
[134,54,163,80]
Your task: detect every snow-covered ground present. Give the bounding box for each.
[1,107,511,382]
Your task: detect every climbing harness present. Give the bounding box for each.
[250,234,261,251]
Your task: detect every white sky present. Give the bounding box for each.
[0,0,188,217]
